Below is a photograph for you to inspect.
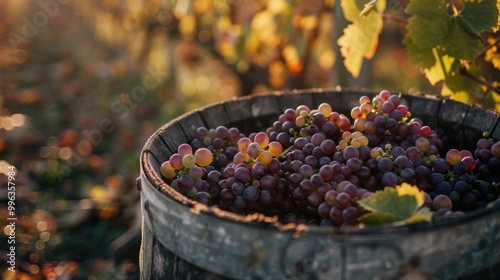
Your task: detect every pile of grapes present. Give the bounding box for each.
[160,90,500,229]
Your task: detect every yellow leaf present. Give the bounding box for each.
[338,0,386,78]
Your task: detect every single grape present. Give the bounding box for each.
[336,192,352,208]
[342,206,359,223]
[377,157,393,173]
[182,154,196,169]
[254,132,270,148]
[343,146,360,161]
[193,191,212,205]
[318,103,332,117]
[243,185,260,202]
[161,161,176,179]
[381,172,398,187]
[169,153,184,170]
[194,148,213,167]
[446,149,461,165]
[178,143,193,156]
[178,175,195,192]
[432,194,452,211]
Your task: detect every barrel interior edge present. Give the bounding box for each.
[277,91,315,112]
[199,102,231,129]
[176,110,207,141]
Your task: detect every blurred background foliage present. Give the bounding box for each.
[0,0,498,279]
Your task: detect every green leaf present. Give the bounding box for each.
[358,184,432,226]
[460,0,500,34]
[405,0,450,50]
[404,0,499,63]
[338,0,386,78]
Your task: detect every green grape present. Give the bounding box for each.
[182,154,196,168]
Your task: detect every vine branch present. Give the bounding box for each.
[458,64,500,96]
[382,13,408,25]
[477,35,500,58]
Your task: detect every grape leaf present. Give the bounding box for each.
[358,183,432,226]
[404,0,499,63]
[423,48,457,86]
[338,0,386,78]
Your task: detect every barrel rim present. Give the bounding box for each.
[140,88,500,236]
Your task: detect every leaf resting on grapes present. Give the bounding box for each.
[338,0,386,78]
[358,183,432,226]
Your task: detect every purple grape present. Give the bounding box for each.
[321,139,336,155]
[381,172,398,187]
[260,175,276,191]
[251,162,267,177]
[231,181,245,196]
[343,146,360,161]
[435,181,452,195]
[385,118,398,131]
[234,167,251,183]
[336,192,352,208]
[406,146,421,164]
[303,143,315,156]
[318,202,332,218]
[259,190,273,205]
[243,185,259,202]
[207,170,222,184]
[311,173,325,187]
[374,115,386,127]
[193,191,211,205]
[390,109,404,122]
[394,155,412,170]
[433,158,448,173]
[344,183,358,198]
[329,206,343,223]
[178,175,194,192]
[304,155,318,169]
[300,179,314,194]
[299,164,314,178]
[311,133,325,146]
[342,206,359,223]
[325,190,338,206]
[400,168,415,182]
[377,157,393,173]
[307,192,323,208]
[320,122,339,137]
[293,149,307,162]
[415,165,429,181]
[266,158,281,174]
[346,158,362,173]
[319,165,334,181]
[289,173,303,187]
[233,195,247,209]
[312,146,326,159]
[220,188,235,204]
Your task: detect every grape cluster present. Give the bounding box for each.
[160,90,500,229]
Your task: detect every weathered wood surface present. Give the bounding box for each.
[139,90,500,280]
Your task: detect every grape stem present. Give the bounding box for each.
[276,145,294,162]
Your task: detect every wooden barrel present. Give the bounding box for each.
[138,89,500,279]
